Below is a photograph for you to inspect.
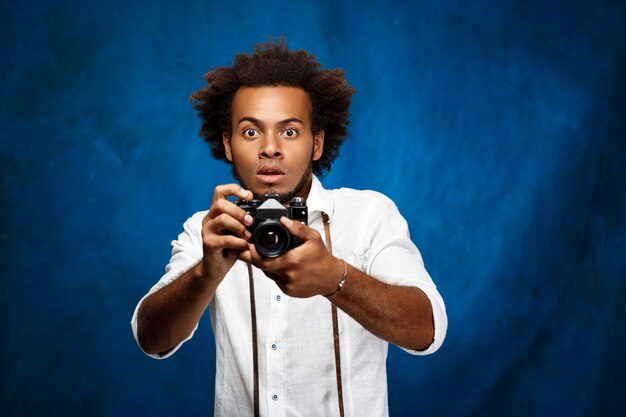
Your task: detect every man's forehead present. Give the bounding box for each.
[231,86,312,124]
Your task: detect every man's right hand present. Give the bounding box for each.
[135,184,254,355]
[200,184,254,283]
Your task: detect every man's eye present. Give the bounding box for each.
[243,129,258,138]
[284,129,297,138]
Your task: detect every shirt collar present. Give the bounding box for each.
[305,175,334,222]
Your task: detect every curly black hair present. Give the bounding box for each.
[190,38,356,176]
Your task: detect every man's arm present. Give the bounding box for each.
[135,184,253,356]
[239,217,436,351]
[325,261,434,350]
[136,261,215,355]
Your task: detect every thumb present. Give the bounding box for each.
[280,216,315,241]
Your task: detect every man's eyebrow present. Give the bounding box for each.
[237,116,261,126]
[277,118,304,126]
[236,117,304,126]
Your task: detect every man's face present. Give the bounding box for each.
[223,86,324,202]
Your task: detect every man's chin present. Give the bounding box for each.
[251,185,297,202]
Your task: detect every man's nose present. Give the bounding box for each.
[259,134,282,158]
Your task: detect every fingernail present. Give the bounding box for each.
[282,217,293,226]
[244,230,252,240]
[244,214,254,225]
[239,188,249,197]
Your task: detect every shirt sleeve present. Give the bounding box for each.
[130,211,207,359]
[360,194,447,355]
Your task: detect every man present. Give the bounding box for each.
[132,39,447,417]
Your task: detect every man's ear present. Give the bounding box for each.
[313,130,325,161]
[223,132,233,162]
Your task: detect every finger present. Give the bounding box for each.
[208,199,255,227]
[279,217,318,241]
[237,248,253,264]
[245,246,285,283]
[248,243,283,271]
[209,213,252,240]
[205,234,250,253]
[262,270,284,283]
[211,184,252,203]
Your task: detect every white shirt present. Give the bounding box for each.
[131,176,447,417]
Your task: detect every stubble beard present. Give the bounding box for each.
[231,159,313,204]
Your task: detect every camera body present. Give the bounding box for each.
[236,195,308,258]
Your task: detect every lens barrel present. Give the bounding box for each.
[253,219,291,258]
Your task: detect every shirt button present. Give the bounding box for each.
[275,295,282,301]
[272,394,279,401]
[271,343,277,350]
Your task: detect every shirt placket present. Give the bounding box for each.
[266,287,287,417]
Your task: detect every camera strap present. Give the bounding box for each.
[246,212,345,417]
[247,262,260,417]
[323,212,346,417]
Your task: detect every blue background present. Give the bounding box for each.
[2,0,625,416]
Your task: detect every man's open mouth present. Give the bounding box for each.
[257,166,285,183]
[257,166,284,176]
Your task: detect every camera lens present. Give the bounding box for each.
[254,220,290,258]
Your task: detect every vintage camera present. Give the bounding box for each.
[236,195,308,258]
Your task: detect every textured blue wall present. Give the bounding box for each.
[2,0,625,416]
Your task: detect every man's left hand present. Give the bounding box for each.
[238,217,343,298]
